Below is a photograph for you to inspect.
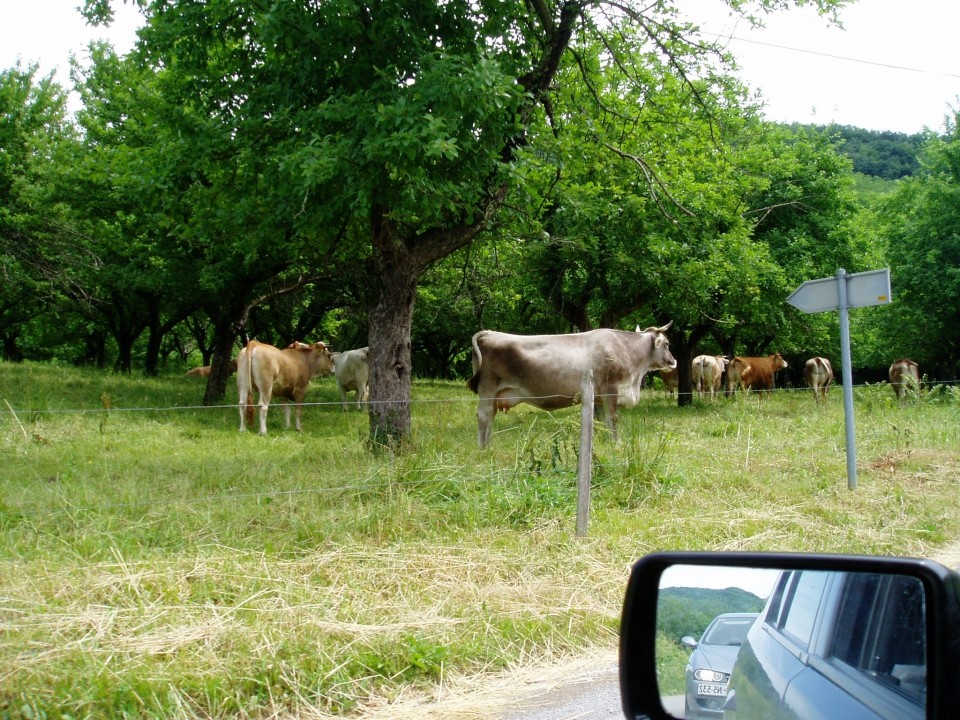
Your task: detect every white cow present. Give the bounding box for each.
[467,323,676,446]
[331,346,369,411]
[237,340,335,435]
[691,355,728,400]
[804,356,834,403]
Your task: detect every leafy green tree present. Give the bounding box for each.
[715,124,863,369]
[0,63,84,361]
[870,113,960,376]
[85,0,850,441]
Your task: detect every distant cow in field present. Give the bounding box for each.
[726,354,788,397]
[804,357,833,403]
[237,340,335,434]
[331,346,369,411]
[889,359,920,402]
[467,324,676,446]
[185,359,237,378]
[658,366,679,396]
[692,355,728,400]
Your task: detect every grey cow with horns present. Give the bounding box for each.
[467,323,676,447]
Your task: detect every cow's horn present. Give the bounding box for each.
[641,321,672,333]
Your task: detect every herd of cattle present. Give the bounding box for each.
[185,329,922,444]
[658,354,920,405]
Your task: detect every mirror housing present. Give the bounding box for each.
[619,551,960,720]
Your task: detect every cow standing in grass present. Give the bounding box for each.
[726,354,788,397]
[237,340,335,435]
[658,366,678,397]
[467,323,676,447]
[804,357,833,403]
[692,355,728,401]
[331,347,370,411]
[889,358,920,403]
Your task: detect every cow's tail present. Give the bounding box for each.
[242,343,256,425]
[466,332,484,394]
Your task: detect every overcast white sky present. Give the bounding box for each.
[2,0,958,134]
[660,564,780,600]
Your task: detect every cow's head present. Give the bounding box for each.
[650,330,677,371]
[772,353,788,370]
[310,341,336,376]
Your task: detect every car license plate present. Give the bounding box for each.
[697,682,726,697]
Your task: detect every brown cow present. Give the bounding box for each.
[237,340,335,435]
[889,359,920,402]
[804,357,833,403]
[185,359,238,378]
[726,354,788,397]
[467,324,676,446]
[692,355,728,401]
[658,366,679,396]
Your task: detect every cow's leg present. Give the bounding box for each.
[238,394,248,432]
[237,370,250,432]
[476,396,495,447]
[258,386,272,435]
[337,380,348,411]
[597,386,618,441]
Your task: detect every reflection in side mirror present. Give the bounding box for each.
[619,552,960,720]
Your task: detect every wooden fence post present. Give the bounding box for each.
[576,369,594,537]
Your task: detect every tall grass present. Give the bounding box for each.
[1,362,958,718]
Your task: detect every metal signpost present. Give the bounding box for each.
[787,269,892,490]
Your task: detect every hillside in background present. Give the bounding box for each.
[789,123,927,180]
[657,586,766,641]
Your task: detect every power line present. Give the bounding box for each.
[705,32,960,79]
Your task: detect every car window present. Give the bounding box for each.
[702,616,755,646]
[780,571,829,646]
[830,573,926,704]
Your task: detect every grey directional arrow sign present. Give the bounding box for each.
[786,268,892,491]
[787,268,891,313]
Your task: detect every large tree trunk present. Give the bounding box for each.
[203,319,239,405]
[367,230,419,447]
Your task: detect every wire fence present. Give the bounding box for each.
[2,377,957,524]
[1,376,958,418]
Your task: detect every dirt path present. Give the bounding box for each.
[362,545,960,720]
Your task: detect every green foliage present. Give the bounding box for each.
[819,124,926,180]
[657,587,765,643]
[862,112,960,375]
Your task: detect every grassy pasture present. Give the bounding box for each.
[1,361,959,718]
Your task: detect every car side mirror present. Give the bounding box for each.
[619,551,960,720]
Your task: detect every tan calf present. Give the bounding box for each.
[237,340,334,435]
[889,358,920,403]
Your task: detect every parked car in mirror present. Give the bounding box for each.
[681,612,757,719]
[618,551,960,720]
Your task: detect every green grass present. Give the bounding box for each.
[1,362,959,718]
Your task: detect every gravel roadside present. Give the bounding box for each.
[364,545,960,720]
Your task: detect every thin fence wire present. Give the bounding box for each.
[1,377,957,417]
[2,378,955,519]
